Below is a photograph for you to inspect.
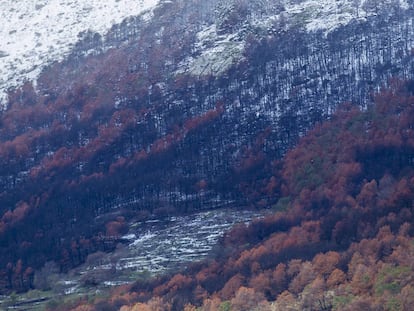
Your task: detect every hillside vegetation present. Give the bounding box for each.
[60,79,414,310]
[0,0,414,303]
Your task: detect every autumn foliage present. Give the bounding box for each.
[64,79,414,310]
[0,1,414,306]
[0,3,236,291]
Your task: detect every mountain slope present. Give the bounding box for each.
[0,0,413,296]
[67,78,414,311]
[0,0,159,105]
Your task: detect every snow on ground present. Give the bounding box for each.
[0,0,409,105]
[286,0,409,33]
[0,0,159,106]
[286,0,357,33]
[58,208,269,295]
[177,24,245,77]
[178,0,409,78]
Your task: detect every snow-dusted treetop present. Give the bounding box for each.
[0,0,159,106]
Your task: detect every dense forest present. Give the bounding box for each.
[0,0,413,308]
[57,78,414,310]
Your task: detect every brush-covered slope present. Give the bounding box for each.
[66,79,414,311]
[0,0,160,105]
[0,0,414,294]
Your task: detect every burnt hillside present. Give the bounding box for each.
[0,0,413,294]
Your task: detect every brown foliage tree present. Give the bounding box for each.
[326,268,346,288]
[312,251,341,278]
[220,273,245,300]
[230,287,267,311]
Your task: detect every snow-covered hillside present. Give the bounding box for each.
[0,0,159,106]
[0,0,410,106]
[178,0,410,77]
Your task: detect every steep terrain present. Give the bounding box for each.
[0,0,160,105]
[0,0,413,301]
[64,78,414,311]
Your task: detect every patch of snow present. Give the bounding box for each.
[286,0,357,33]
[280,0,409,33]
[0,0,160,106]
[121,233,137,240]
[64,286,79,295]
[177,24,245,76]
[103,280,130,287]
[177,0,410,77]
[130,231,157,246]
